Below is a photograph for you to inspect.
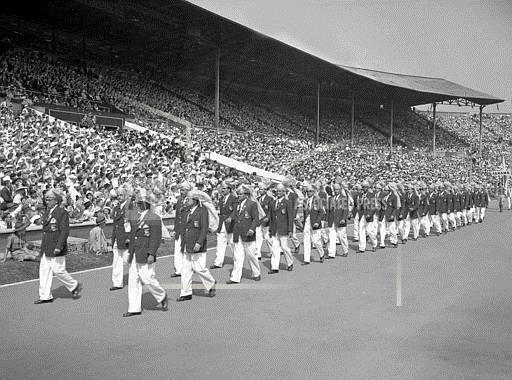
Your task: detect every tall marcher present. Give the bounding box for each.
[171,181,192,278]
[212,180,237,269]
[268,184,294,272]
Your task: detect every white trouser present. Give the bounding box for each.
[475,207,481,222]
[231,240,260,283]
[411,217,420,239]
[256,225,273,258]
[320,222,329,245]
[462,210,468,225]
[420,215,430,236]
[271,235,294,269]
[441,213,449,231]
[403,216,411,240]
[39,254,78,301]
[448,212,456,229]
[378,220,387,247]
[128,260,166,313]
[328,225,348,256]
[508,197,511,209]
[398,220,405,240]
[353,213,360,241]
[455,211,462,227]
[180,252,215,297]
[480,207,486,221]
[214,223,233,267]
[112,242,128,288]
[359,215,377,251]
[386,221,398,245]
[290,223,300,250]
[431,214,442,233]
[303,216,324,262]
[173,236,183,274]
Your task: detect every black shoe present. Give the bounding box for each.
[71,283,83,299]
[319,256,324,263]
[287,264,294,271]
[326,256,335,260]
[392,243,398,248]
[380,245,386,249]
[301,262,310,265]
[161,294,168,311]
[340,253,348,257]
[358,250,365,253]
[252,275,261,281]
[176,295,192,302]
[34,298,54,304]
[258,257,262,261]
[372,246,376,252]
[268,269,279,274]
[412,237,418,241]
[226,280,239,284]
[170,272,181,278]
[109,286,123,291]
[207,281,216,297]
[210,265,222,269]
[122,311,142,317]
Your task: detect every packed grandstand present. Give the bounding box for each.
[0,0,510,230]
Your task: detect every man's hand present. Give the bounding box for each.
[313,223,319,228]
[288,232,293,238]
[225,217,232,224]
[54,248,61,255]
[247,229,254,237]
[193,243,201,252]
[147,255,155,265]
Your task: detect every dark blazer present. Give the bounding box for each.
[286,190,299,219]
[398,193,408,220]
[217,193,238,234]
[438,191,449,214]
[482,191,489,207]
[258,193,274,228]
[447,192,454,213]
[173,196,190,240]
[453,192,461,212]
[41,206,69,257]
[359,191,377,221]
[328,194,349,228]
[418,193,429,217]
[375,191,385,221]
[407,193,420,219]
[269,197,293,236]
[384,193,398,222]
[111,200,137,247]
[427,192,438,215]
[350,191,360,217]
[127,209,162,264]
[474,192,483,207]
[233,199,259,243]
[181,205,208,254]
[303,195,324,229]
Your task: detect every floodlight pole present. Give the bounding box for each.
[215,47,220,132]
[432,102,437,157]
[390,99,394,152]
[316,82,320,145]
[479,105,484,158]
[351,93,355,147]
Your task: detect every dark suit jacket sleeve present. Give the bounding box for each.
[286,200,294,233]
[198,207,209,246]
[268,201,276,236]
[229,196,238,220]
[249,202,259,232]
[148,214,162,256]
[56,209,70,252]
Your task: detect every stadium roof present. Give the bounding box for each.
[2,0,504,108]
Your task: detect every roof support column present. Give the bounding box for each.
[316,82,320,145]
[479,105,484,158]
[432,102,437,157]
[390,99,394,152]
[215,47,220,131]
[351,93,355,147]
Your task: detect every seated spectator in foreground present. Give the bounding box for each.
[88,213,111,255]
[2,218,40,263]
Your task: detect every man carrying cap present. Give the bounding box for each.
[123,191,168,317]
[211,179,237,269]
[226,184,261,283]
[176,189,216,301]
[255,181,274,261]
[110,184,136,291]
[302,183,325,263]
[34,189,83,304]
[171,180,193,278]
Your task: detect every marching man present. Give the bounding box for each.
[171,180,192,278]
[123,191,168,317]
[255,182,274,260]
[177,189,216,301]
[34,189,82,304]
[302,184,325,263]
[327,182,350,257]
[211,179,237,269]
[268,184,294,273]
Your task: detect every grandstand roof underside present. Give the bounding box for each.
[3,0,504,107]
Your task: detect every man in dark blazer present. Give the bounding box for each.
[418,182,430,238]
[427,183,441,236]
[407,183,420,241]
[358,181,378,252]
[438,182,450,233]
[384,183,400,248]
[177,190,216,302]
[212,179,237,269]
[110,185,137,290]
[284,178,300,253]
[123,192,168,317]
[351,183,362,242]
[255,182,274,260]
[327,182,350,257]
[226,184,261,284]
[268,184,294,273]
[35,189,82,304]
[302,183,325,263]
[171,180,192,278]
